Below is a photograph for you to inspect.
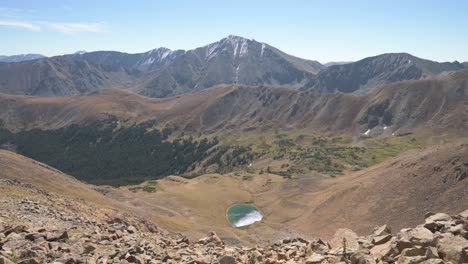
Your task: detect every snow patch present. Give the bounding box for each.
[261,43,266,57]
[160,50,172,61]
[364,129,371,136]
[206,43,219,60]
[239,40,248,57]
[383,126,388,130]
[233,210,263,227]
[143,57,155,65]
[225,35,249,58]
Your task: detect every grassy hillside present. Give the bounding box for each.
[0,115,427,185]
[0,117,219,185]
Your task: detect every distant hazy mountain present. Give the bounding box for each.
[136,35,324,97]
[1,37,466,98]
[0,56,136,96]
[72,47,185,72]
[463,62,468,68]
[323,61,353,67]
[302,53,465,93]
[0,54,46,62]
[0,35,324,97]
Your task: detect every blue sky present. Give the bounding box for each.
[1,0,467,63]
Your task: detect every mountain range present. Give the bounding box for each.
[1,68,466,135]
[0,34,467,258]
[0,53,46,63]
[302,53,464,93]
[1,35,465,98]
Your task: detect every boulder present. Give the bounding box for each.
[399,227,434,246]
[218,256,236,264]
[425,247,439,259]
[277,251,289,261]
[45,231,68,242]
[395,239,413,254]
[425,213,451,223]
[198,231,223,246]
[83,244,96,254]
[372,234,392,245]
[330,228,359,252]
[436,233,468,264]
[350,252,376,264]
[309,239,331,254]
[3,226,26,236]
[458,209,468,219]
[397,255,427,264]
[400,247,426,257]
[18,258,41,264]
[370,240,396,259]
[127,225,137,234]
[0,256,14,264]
[126,255,144,264]
[419,260,444,264]
[373,225,392,236]
[424,213,455,232]
[305,253,324,264]
[24,233,44,242]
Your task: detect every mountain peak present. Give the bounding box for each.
[218,35,257,48]
[74,50,87,55]
[303,52,464,93]
[224,34,253,42]
[147,47,172,54]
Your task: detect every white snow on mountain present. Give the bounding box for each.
[261,43,266,57]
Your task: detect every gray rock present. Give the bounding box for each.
[425,213,451,223]
[330,228,360,252]
[127,225,137,234]
[399,227,434,246]
[218,255,236,264]
[305,253,324,264]
[350,252,376,264]
[0,256,14,264]
[370,240,396,259]
[372,234,392,245]
[373,225,392,236]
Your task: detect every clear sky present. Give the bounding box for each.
[1,0,467,63]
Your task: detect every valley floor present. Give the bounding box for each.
[1,177,467,263]
[92,143,468,245]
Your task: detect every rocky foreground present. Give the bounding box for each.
[0,179,467,264]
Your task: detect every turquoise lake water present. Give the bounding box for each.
[226,204,263,227]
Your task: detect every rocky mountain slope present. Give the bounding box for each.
[0,149,467,263]
[71,48,185,72]
[1,39,465,98]
[0,54,46,63]
[136,35,324,97]
[0,69,466,135]
[0,35,324,97]
[323,61,353,67]
[0,56,137,96]
[302,53,465,93]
